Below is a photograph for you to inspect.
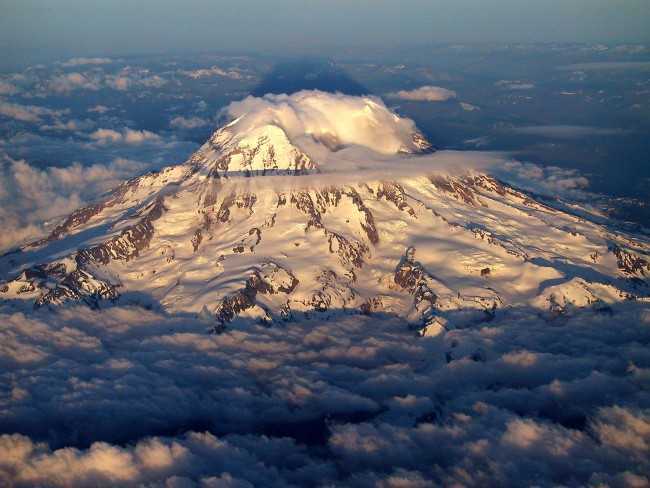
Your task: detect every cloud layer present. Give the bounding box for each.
[0,300,648,486]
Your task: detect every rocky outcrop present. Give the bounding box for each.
[377,182,416,216]
[213,262,299,328]
[35,269,119,308]
[76,196,166,266]
[394,247,438,315]
[609,244,649,277]
[301,269,358,314]
[429,175,480,206]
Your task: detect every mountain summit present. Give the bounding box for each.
[1,91,648,334]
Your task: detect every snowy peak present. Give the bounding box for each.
[188,121,318,177]
[185,91,433,178]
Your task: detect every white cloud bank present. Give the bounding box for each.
[388,85,457,102]
[223,90,426,155]
[89,128,162,145]
[0,155,149,251]
[48,72,102,93]
[0,300,648,486]
[0,101,66,123]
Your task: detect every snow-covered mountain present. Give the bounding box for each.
[1,91,648,335]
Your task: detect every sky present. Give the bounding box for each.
[1,0,650,66]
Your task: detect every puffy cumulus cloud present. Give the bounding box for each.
[495,160,590,197]
[48,72,102,93]
[0,155,149,251]
[59,57,113,67]
[40,118,96,132]
[0,431,329,488]
[106,68,168,91]
[388,85,457,102]
[0,100,67,123]
[29,67,168,95]
[89,128,162,145]
[223,90,425,155]
[0,298,648,486]
[170,116,211,130]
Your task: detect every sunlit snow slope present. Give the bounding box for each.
[1,91,648,335]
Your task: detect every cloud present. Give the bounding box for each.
[223,90,427,155]
[170,116,211,130]
[140,75,167,88]
[48,72,102,93]
[512,125,625,139]
[388,85,457,102]
[60,57,113,67]
[106,76,131,91]
[106,71,168,91]
[0,125,196,252]
[0,130,197,186]
[0,430,327,487]
[89,128,162,145]
[460,102,480,112]
[40,118,96,132]
[494,160,590,196]
[496,80,535,90]
[0,101,66,123]
[179,65,244,80]
[0,299,647,486]
[33,67,169,95]
[0,154,150,251]
[87,105,110,114]
[0,81,19,96]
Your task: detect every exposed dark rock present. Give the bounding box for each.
[77,197,166,267]
[609,244,650,277]
[36,269,119,308]
[377,182,416,216]
[214,262,299,326]
[429,175,479,206]
[394,247,438,312]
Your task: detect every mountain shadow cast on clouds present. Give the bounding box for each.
[252,59,369,97]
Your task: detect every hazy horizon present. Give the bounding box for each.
[1,0,650,68]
